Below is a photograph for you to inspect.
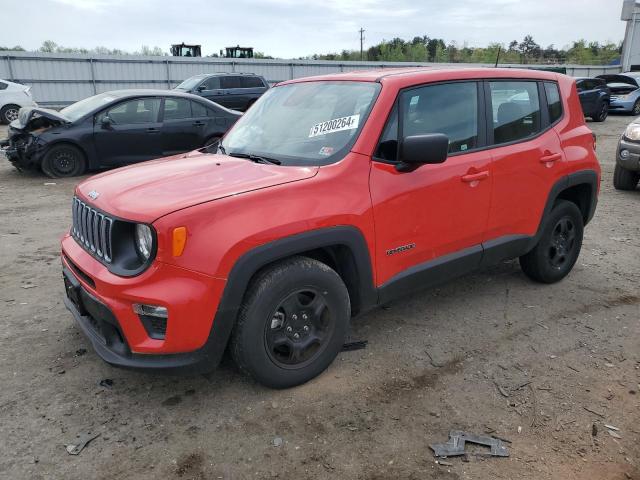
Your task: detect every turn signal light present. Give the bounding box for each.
[172,227,187,257]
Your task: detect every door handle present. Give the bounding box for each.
[461,171,489,183]
[540,153,561,165]
[146,127,160,133]
[192,121,205,127]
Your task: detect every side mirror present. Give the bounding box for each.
[197,85,207,92]
[100,115,113,129]
[396,133,449,172]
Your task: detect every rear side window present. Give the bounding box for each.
[191,101,207,117]
[489,81,541,144]
[220,76,242,89]
[402,82,479,154]
[0,81,7,90]
[163,98,191,120]
[241,76,264,88]
[544,82,563,124]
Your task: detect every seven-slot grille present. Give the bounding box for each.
[71,196,114,262]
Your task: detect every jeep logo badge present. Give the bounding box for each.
[87,190,100,200]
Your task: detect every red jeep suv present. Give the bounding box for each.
[61,68,600,388]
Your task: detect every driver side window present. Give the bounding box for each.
[100,98,160,125]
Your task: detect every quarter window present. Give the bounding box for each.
[489,81,541,144]
[163,98,192,120]
[104,98,160,124]
[544,82,562,124]
[0,81,7,90]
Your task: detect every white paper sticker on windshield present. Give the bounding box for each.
[309,114,360,138]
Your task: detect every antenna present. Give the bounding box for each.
[494,46,501,68]
[359,28,365,60]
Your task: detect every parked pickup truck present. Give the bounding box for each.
[61,68,600,388]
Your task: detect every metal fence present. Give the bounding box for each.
[0,51,623,107]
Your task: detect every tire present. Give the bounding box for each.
[613,163,640,191]
[591,102,608,122]
[0,104,20,124]
[41,144,87,178]
[519,200,584,284]
[632,99,640,116]
[230,256,351,389]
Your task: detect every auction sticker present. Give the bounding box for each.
[309,114,360,138]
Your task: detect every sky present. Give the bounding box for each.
[0,0,628,58]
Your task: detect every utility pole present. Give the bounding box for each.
[359,28,365,60]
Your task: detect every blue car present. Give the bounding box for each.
[597,72,640,115]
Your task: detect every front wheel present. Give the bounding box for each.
[632,99,640,116]
[591,102,608,122]
[230,257,351,389]
[520,200,584,284]
[613,164,639,190]
[41,144,87,178]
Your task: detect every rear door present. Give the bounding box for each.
[577,79,597,115]
[369,81,492,286]
[93,97,162,165]
[160,97,208,155]
[484,80,564,242]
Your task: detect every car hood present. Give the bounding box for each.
[76,151,319,223]
[9,107,70,131]
[597,74,639,87]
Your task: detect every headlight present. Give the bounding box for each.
[135,224,154,260]
[624,123,640,141]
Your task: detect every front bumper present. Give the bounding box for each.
[61,233,230,373]
[2,134,44,170]
[609,97,636,112]
[616,137,640,172]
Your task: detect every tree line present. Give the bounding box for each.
[1,36,623,65]
[307,35,622,66]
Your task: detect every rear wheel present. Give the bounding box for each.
[591,102,608,122]
[41,144,87,178]
[0,104,20,124]
[230,257,350,389]
[520,200,584,284]
[632,99,640,116]
[613,164,639,191]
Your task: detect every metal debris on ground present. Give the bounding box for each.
[65,432,100,455]
[341,340,368,352]
[430,431,509,458]
[272,437,283,447]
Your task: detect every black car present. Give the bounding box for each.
[174,73,269,111]
[1,90,241,177]
[575,77,610,122]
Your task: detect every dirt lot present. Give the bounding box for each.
[0,114,638,480]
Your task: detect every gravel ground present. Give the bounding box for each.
[0,114,638,480]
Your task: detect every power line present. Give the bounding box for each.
[359,28,365,60]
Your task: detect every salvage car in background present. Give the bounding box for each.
[614,117,640,190]
[597,72,640,115]
[175,73,269,111]
[0,79,37,124]
[1,90,241,177]
[575,77,610,122]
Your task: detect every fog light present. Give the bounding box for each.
[133,304,168,340]
[620,149,630,159]
[132,303,168,318]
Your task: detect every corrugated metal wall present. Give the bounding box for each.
[0,51,623,107]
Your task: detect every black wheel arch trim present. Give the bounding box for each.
[197,226,378,370]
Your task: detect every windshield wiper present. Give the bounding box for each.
[228,152,281,165]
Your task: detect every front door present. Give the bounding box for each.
[370,81,492,288]
[93,97,162,165]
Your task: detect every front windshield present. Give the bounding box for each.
[176,76,205,90]
[220,81,380,165]
[61,92,118,121]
